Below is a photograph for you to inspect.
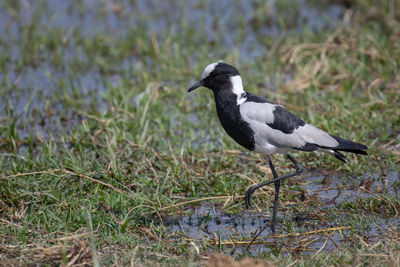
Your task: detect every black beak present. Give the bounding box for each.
[187,80,203,92]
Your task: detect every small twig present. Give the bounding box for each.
[247,226,351,249]
[2,169,126,194]
[327,234,340,249]
[209,240,271,246]
[130,246,139,267]
[360,254,390,258]
[316,237,329,253]
[271,226,351,239]
[2,170,53,180]
[210,226,351,247]
[157,195,243,211]
[62,169,126,194]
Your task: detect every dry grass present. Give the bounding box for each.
[0,234,92,266]
[1,0,399,266]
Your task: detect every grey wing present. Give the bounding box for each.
[239,102,339,149]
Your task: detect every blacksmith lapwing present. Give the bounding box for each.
[187,62,368,229]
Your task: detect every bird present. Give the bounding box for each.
[187,62,368,230]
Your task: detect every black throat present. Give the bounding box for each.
[213,89,255,151]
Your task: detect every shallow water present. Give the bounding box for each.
[165,170,400,255]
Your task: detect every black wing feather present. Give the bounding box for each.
[267,106,305,134]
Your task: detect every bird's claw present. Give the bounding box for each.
[245,186,255,209]
[295,164,304,174]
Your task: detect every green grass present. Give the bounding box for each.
[1,0,400,266]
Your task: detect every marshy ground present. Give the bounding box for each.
[0,0,399,266]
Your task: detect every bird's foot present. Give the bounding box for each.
[245,186,256,209]
[295,164,304,174]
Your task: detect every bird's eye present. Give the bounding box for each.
[210,72,217,77]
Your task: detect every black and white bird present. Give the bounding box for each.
[187,62,368,229]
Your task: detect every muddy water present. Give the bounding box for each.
[166,171,400,255]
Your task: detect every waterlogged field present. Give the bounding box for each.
[0,0,399,266]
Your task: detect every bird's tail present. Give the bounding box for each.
[330,135,368,155]
[329,135,368,162]
[295,134,368,163]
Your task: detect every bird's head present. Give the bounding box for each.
[187,62,241,93]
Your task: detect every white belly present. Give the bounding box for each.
[253,138,291,155]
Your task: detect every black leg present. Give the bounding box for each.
[245,153,304,213]
[245,154,304,249]
[268,157,280,232]
[287,154,304,172]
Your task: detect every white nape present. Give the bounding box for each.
[230,75,247,105]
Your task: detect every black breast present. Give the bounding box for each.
[214,92,255,151]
